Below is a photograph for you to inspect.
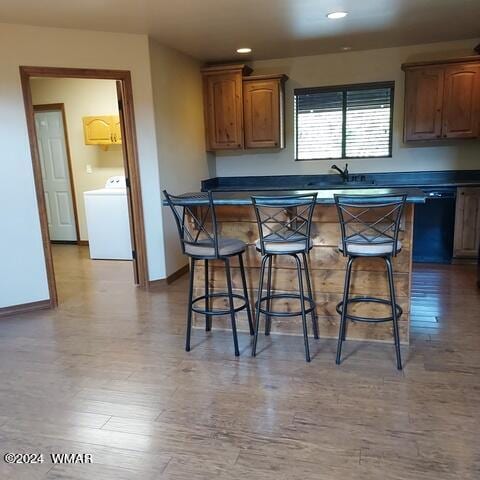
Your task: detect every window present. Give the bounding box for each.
[294,82,394,160]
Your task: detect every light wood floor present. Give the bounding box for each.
[0,245,479,479]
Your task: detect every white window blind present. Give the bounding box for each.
[294,82,394,160]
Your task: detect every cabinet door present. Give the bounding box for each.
[443,64,480,139]
[454,187,480,258]
[83,116,114,144]
[404,68,444,141]
[203,72,243,150]
[243,79,282,148]
[112,115,122,144]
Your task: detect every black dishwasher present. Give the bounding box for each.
[412,187,456,263]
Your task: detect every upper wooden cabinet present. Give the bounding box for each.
[404,67,444,140]
[83,115,122,145]
[443,64,480,138]
[112,116,122,144]
[403,58,480,142]
[201,65,287,151]
[202,65,250,150]
[243,75,286,149]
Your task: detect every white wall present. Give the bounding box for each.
[149,39,211,275]
[0,22,166,308]
[30,78,124,241]
[215,38,480,177]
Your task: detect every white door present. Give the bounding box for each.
[35,110,77,241]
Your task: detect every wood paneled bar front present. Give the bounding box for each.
[170,188,425,345]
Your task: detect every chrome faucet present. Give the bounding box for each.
[331,163,349,183]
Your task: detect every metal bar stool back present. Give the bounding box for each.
[163,191,254,356]
[251,194,319,362]
[334,193,407,369]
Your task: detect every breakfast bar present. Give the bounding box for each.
[178,187,425,345]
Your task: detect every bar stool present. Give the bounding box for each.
[334,193,407,370]
[251,194,319,362]
[163,191,254,356]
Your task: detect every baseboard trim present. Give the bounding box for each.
[452,257,477,265]
[51,240,78,245]
[0,299,52,318]
[77,240,89,246]
[148,264,189,288]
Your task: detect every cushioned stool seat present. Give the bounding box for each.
[338,234,402,256]
[255,233,313,254]
[185,237,246,257]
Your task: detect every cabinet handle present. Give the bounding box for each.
[110,133,114,142]
[114,134,117,143]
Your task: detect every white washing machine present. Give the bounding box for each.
[83,176,133,260]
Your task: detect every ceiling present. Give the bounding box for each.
[1,0,479,61]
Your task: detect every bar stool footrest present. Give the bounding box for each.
[336,296,402,323]
[256,293,316,318]
[192,292,248,316]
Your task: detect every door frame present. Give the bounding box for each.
[33,103,80,244]
[20,66,149,308]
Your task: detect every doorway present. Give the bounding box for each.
[20,67,148,308]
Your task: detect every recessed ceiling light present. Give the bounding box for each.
[327,11,348,19]
[236,47,252,54]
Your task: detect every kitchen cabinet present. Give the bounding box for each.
[404,67,444,141]
[443,64,480,138]
[202,65,251,150]
[83,115,121,145]
[243,75,286,149]
[112,116,122,144]
[453,187,480,258]
[201,65,287,151]
[402,58,480,142]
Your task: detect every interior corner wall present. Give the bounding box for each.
[0,22,166,309]
[214,38,480,177]
[148,39,210,276]
[30,78,125,241]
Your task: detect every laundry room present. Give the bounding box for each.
[30,77,135,302]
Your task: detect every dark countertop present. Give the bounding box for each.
[201,170,480,192]
[166,188,426,205]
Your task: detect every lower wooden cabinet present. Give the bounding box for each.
[454,187,480,258]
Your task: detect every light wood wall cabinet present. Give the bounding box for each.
[243,75,286,149]
[402,58,480,142]
[83,115,122,145]
[202,65,251,150]
[201,65,287,151]
[454,187,480,258]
